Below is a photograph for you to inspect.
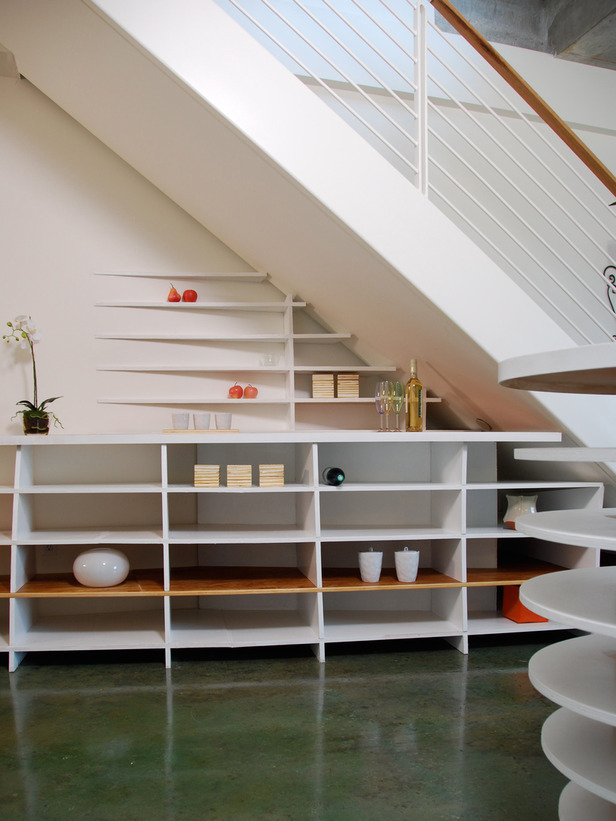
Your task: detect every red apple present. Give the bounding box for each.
[228,383,243,399]
[167,284,181,302]
[182,289,198,302]
[244,384,258,399]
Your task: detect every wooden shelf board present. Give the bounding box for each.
[14,569,165,597]
[322,567,461,591]
[466,559,566,586]
[169,566,315,595]
[0,576,10,597]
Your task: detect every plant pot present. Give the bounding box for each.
[22,412,50,435]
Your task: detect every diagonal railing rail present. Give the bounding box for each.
[214,0,616,344]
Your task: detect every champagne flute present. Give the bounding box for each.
[375,382,385,432]
[380,380,393,432]
[391,381,404,431]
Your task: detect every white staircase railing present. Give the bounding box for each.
[214,0,616,345]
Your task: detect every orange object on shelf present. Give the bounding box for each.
[502,585,548,623]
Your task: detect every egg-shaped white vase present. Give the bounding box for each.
[73,548,130,587]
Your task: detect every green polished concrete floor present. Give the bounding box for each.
[0,637,567,821]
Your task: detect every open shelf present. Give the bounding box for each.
[14,570,165,597]
[466,558,566,586]
[169,566,316,595]
[321,567,461,591]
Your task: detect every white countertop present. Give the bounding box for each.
[498,342,616,393]
[515,508,616,551]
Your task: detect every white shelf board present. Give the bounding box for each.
[12,609,165,651]
[542,708,616,803]
[96,365,291,373]
[294,365,394,372]
[515,447,616,463]
[521,567,616,637]
[466,611,567,635]
[167,483,313,494]
[516,508,616,551]
[96,333,288,341]
[498,342,616,394]
[95,301,304,311]
[319,482,460,492]
[559,782,616,821]
[168,524,315,543]
[94,271,268,282]
[465,527,527,539]
[466,480,601,490]
[319,525,460,542]
[97,396,289,405]
[529,634,616,726]
[15,483,163,494]
[293,333,351,343]
[169,608,318,647]
[323,610,461,642]
[13,526,164,544]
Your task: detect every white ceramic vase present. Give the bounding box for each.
[73,547,130,588]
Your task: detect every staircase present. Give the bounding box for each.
[1,0,616,451]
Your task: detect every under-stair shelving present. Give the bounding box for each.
[94,272,397,431]
[0,430,604,670]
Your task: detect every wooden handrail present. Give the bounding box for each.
[430,0,616,199]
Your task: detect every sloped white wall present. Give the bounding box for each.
[0,77,249,434]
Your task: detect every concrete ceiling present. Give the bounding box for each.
[436,0,616,70]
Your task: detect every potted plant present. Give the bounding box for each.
[3,315,62,434]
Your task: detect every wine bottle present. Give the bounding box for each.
[405,359,423,432]
[322,467,345,486]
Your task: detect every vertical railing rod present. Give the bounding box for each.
[426,17,611,230]
[416,1,428,195]
[289,0,418,118]
[223,0,418,172]
[426,95,613,326]
[425,44,613,306]
[427,154,602,342]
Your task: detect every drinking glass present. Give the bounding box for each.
[379,380,393,431]
[391,381,404,431]
[375,382,385,431]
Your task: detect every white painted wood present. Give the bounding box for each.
[559,782,616,821]
[529,635,616,726]
[542,709,616,804]
[517,508,616,551]
[0,431,602,670]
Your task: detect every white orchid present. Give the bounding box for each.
[3,315,62,427]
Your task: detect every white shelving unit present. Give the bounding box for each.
[0,430,603,671]
[94,272,397,430]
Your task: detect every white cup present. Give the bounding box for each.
[395,547,420,583]
[359,550,383,583]
[215,412,232,430]
[193,412,211,430]
[172,412,190,430]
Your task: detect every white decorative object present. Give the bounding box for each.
[504,494,537,529]
[359,549,382,583]
[73,548,130,588]
[395,547,420,582]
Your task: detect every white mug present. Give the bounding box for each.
[172,412,190,430]
[193,412,211,430]
[215,412,232,430]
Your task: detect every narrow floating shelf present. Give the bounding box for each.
[95,271,268,282]
[95,301,305,311]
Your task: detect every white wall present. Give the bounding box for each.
[0,78,249,434]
